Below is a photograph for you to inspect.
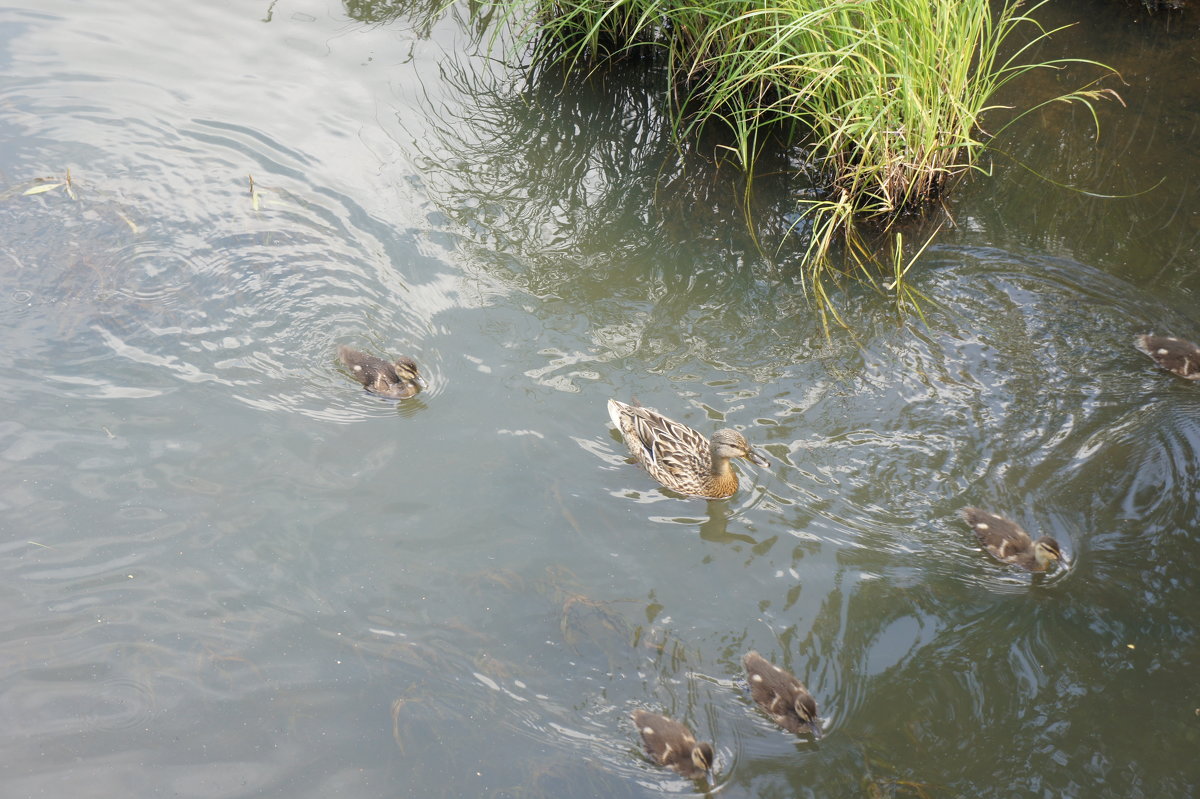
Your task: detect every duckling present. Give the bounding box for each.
[338,345,427,399]
[961,507,1062,572]
[630,709,713,780]
[607,398,767,499]
[743,651,821,738]
[1136,334,1200,380]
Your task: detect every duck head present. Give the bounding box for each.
[691,741,714,776]
[392,356,428,390]
[711,429,768,466]
[1034,537,1063,570]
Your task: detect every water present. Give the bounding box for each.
[1,0,1198,796]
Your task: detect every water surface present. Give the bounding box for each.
[1,0,1198,796]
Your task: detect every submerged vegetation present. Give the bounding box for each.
[492,0,1114,298]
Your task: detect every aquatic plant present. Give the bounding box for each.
[490,0,1114,298]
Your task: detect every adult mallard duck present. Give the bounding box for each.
[1136,334,1200,380]
[743,651,821,738]
[338,345,427,399]
[630,709,714,780]
[961,507,1062,572]
[607,398,767,499]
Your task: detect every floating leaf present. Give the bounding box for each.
[116,211,139,233]
[23,183,63,195]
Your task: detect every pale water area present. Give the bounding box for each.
[0,0,1198,796]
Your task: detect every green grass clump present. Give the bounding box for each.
[492,0,1112,296]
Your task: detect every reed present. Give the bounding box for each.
[493,0,1112,294]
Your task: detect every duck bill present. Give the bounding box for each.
[747,449,769,467]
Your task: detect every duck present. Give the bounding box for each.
[742,651,822,738]
[338,345,427,399]
[630,709,714,780]
[606,398,767,499]
[1135,334,1200,380]
[960,507,1062,572]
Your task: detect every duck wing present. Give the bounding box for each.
[631,709,705,775]
[1136,335,1200,378]
[961,507,1033,561]
[617,404,710,475]
[743,651,819,735]
[339,346,400,386]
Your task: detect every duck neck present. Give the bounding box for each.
[710,456,733,478]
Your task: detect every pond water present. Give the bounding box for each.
[1,0,1198,796]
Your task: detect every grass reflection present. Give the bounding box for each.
[409,43,819,305]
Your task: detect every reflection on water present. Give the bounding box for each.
[1,0,1200,796]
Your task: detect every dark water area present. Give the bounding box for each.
[0,0,1198,796]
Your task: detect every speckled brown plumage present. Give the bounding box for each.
[607,398,767,499]
[743,651,821,738]
[961,507,1063,572]
[338,345,426,399]
[631,709,713,780]
[1136,334,1200,380]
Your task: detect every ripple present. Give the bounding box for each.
[0,45,468,423]
[2,661,159,738]
[3,0,1199,794]
[84,675,158,732]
